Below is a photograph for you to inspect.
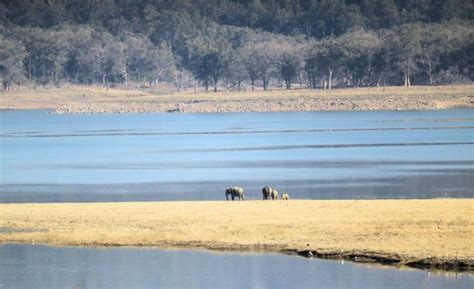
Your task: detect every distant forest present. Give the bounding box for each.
[0,0,473,91]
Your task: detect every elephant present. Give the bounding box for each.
[262,186,278,200]
[282,193,289,200]
[262,186,272,200]
[270,189,278,200]
[226,187,245,201]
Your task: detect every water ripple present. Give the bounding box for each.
[1,126,473,138]
[16,160,474,170]
[167,142,474,152]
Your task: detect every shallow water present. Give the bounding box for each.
[0,244,472,289]
[0,109,473,202]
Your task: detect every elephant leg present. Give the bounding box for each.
[232,195,235,201]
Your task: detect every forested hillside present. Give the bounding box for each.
[0,0,473,91]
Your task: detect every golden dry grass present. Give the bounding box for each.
[1,199,472,265]
[1,84,473,111]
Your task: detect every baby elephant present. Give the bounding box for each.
[281,193,289,200]
[262,186,278,200]
[226,187,245,201]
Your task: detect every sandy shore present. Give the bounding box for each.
[1,199,472,271]
[0,85,473,113]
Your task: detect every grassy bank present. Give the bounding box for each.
[1,199,472,271]
[1,84,473,113]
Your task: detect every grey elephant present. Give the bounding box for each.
[282,193,289,200]
[226,187,245,201]
[270,189,278,200]
[262,186,272,200]
[262,186,278,200]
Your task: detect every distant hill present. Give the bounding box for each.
[0,0,472,91]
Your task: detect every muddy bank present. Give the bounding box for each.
[291,249,473,272]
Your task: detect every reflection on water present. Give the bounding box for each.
[0,109,473,202]
[0,244,472,289]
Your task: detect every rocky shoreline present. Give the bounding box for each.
[1,85,472,114]
[53,94,473,114]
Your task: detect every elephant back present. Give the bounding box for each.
[233,187,244,195]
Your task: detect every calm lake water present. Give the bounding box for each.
[0,244,472,289]
[1,111,473,288]
[0,109,473,202]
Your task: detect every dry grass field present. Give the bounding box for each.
[1,84,473,113]
[1,199,472,270]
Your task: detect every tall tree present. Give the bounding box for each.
[225,51,247,91]
[339,29,383,86]
[192,50,230,92]
[313,36,345,90]
[274,41,303,89]
[388,24,423,87]
[0,35,27,90]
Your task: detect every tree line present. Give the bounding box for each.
[0,0,472,91]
